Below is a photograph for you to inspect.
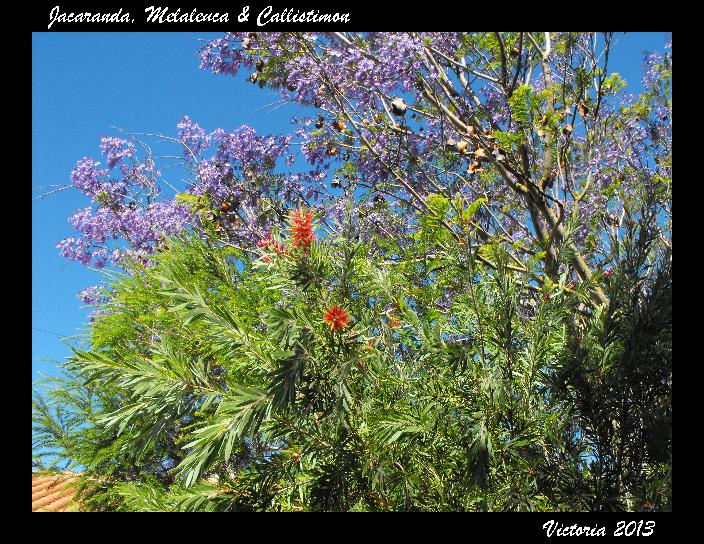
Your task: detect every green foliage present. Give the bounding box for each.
[33,196,670,511]
[33,31,672,513]
[602,72,627,95]
[33,210,671,511]
[493,130,525,151]
[508,84,542,130]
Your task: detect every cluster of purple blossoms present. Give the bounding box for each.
[198,32,255,76]
[481,85,511,127]
[60,111,340,270]
[78,285,110,306]
[642,51,665,89]
[58,132,192,268]
[99,136,136,169]
[177,116,211,157]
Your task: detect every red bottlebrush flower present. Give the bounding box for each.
[604,268,613,277]
[273,243,289,257]
[290,209,315,249]
[261,256,272,263]
[257,233,288,258]
[257,234,274,248]
[324,305,350,332]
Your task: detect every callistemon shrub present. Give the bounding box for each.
[34,32,670,512]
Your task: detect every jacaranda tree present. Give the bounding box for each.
[33,32,671,511]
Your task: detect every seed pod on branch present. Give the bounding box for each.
[492,146,507,161]
[391,97,407,116]
[468,160,484,174]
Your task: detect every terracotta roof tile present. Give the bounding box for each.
[32,473,81,512]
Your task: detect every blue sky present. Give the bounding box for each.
[32,32,669,384]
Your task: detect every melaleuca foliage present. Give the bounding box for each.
[547,190,672,512]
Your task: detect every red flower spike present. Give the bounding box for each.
[273,243,289,257]
[257,234,274,248]
[324,305,350,332]
[257,233,289,259]
[604,268,613,277]
[290,209,316,249]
